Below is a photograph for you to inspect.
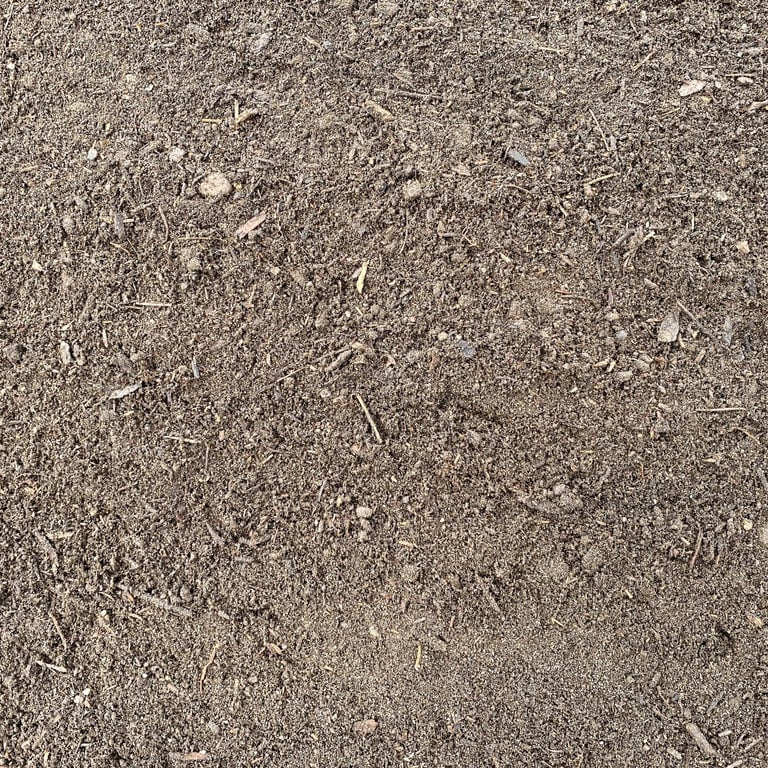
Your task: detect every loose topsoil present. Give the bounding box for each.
[1,1,767,766]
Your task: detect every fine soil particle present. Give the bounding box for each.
[1,1,768,767]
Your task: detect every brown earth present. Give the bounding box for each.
[1,1,768,766]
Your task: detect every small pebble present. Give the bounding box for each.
[657,312,680,343]
[199,171,232,198]
[403,179,423,201]
[86,147,98,161]
[456,340,476,358]
[61,216,76,235]
[353,719,378,736]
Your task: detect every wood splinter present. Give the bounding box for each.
[356,394,383,444]
[685,722,717,756]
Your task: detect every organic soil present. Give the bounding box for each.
[1,1,767,766]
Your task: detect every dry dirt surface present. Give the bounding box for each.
[1,1,768,766]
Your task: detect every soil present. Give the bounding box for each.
[1,1,767,766]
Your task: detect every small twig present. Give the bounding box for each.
[632,48,655,71]
[394,89,443,101]
[588,108,611,152]
[696,407,747,413]
[676,300,719,341]
[199,642,220,693]
[689,523,703,573]
[164,434,202,444]
[168,752,211,763]
[584,172,618,186]
[356,393,383,443]
[257,347,351,394]
[49,612,68,651]
[729,427,760,445]
[757,469,768,496]
[398,210,409,256]
[134,591,193,618]
[157,205,169,244]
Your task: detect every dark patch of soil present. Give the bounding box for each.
[1,1,768,766]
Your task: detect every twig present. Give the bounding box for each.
[676,300,719,341]
[394,89,443,101]
[689,523,703,573]
[589,108,611,152]
[696,407,747,413]
[729,427,760,445]
[632,48,655,71]
[134,591,193,618]
[168,752,211,763]
[49,612,68,651]
[157,205,169,244]
[356,394,383,443]
[199,643,221,693]
[757,469,768,496]
[256,347,350,394]
[584,172,618,186]
[164,434,202,444]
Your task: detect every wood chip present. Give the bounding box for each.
[35,531,59,570]
[168,752,211,763]
[685,722,717,756]
[356,260,369,293]
[364,99,394,122]
[59,341,73,366]
[108,383,142,400]
[402,179,423,201]
[505,147,530,166]
[325,349,352,372]
[234,212,266,239]
[657,312,680,343]
[679,80,707,97]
